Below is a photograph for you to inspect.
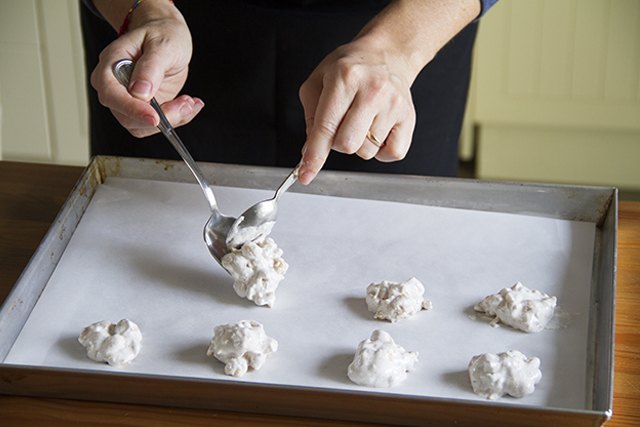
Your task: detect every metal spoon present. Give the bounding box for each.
[226,164,300,248]
[112,59,235,268]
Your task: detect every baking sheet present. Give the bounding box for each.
[6,176,595,409]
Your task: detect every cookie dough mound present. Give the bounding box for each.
[221,237,288,307]
[225,216,275,249]
[474,282,557,333]
[206,320,278,377]
[366,277,432,322]
[347,330,418,388]
[468,350,542,399]
[78,319,142,367]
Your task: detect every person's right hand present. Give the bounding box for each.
[90,4,204,138]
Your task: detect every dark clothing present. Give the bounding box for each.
[81,0,478,177]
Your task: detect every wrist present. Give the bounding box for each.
[127,0,184,33]
[93,0,182,34]
[354,0,481,85]
[352,31,431,87]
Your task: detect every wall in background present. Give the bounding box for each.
[0,0,89,165]
[471,0,640,189]
[1,0,638,190]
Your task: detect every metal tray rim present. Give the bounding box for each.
[0,156,617,426]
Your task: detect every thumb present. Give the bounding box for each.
[128,48,180,102]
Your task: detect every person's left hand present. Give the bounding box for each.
[297,38,416,185]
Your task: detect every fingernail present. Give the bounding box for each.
[130,80,153,98]
[299,171,314,186]
[143,114,157,126]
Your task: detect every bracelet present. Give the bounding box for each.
[118,0,143,36]
[118,0,174,36]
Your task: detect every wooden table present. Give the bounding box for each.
[0,161,638,426]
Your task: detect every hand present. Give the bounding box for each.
[296,0,482,185]
[297,38,416,185]
[89,6,204,137]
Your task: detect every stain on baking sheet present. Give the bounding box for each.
[154,159,175,172]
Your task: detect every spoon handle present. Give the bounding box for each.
[152,101,219,211]
[112,59,219,212]
[274,164,300,201]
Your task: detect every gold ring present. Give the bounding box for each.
[366,131,384,148]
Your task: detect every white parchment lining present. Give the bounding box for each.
[6,177,595,410]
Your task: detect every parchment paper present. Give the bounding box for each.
[6,176,595,409]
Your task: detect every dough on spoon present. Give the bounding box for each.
[225,216,275,249]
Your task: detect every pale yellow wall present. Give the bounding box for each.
[0,0,88,165]
[471,0,640,189]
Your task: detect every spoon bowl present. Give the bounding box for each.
[226,165,300,248]
[204,211,236,262]
[113,59,235,268]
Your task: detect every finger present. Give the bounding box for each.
[299,80,354,185]
[299,76,322,138]
[357,107,402,159]
[91,52,160,127]
[371,94,415,162]
[113,96,205,138]
[101,76,159,127]
[332,91,377,156]
[355,138,378,161]
[375,119,415,162]
[159,95,205,128]
[128,47,181,102]
[356,127,386,160]
[334,76,405,161]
